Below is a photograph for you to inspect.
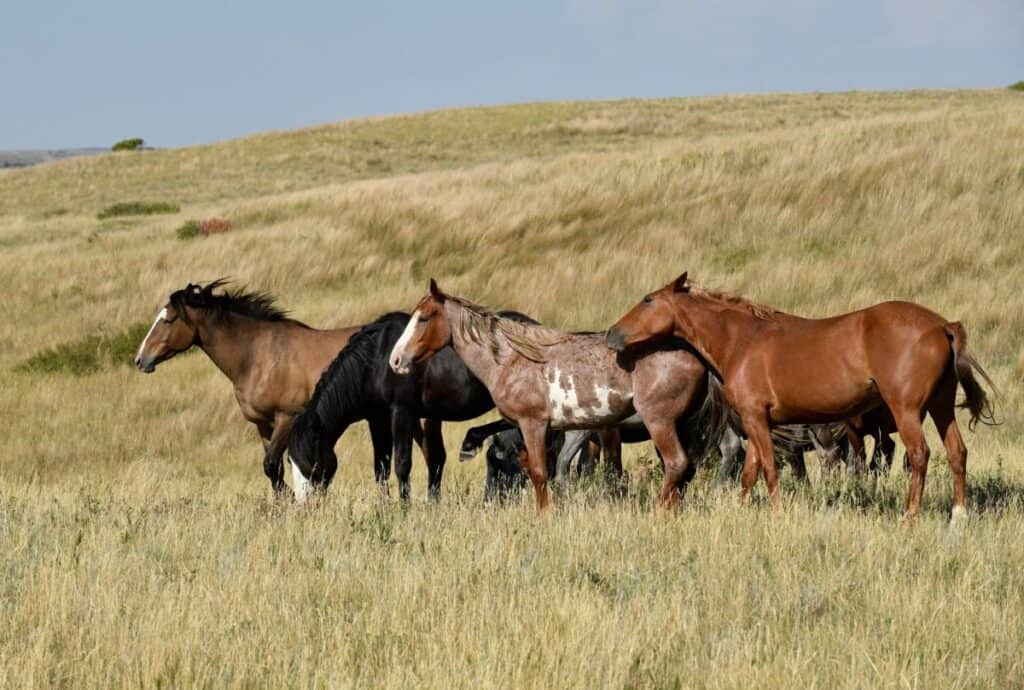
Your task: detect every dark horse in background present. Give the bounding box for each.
[133,280,364,498]
[287,310,536,501]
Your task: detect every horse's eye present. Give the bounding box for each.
[642,295,653,304]
[418,315,429,323]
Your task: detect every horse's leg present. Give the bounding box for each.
[647,419,691,509]
[715,426,744,486]
[579,435,601,477]
[423,418,446,502]
[927,369,969,523]
[391,407,416,502]
[890,406,930,524]
[263,415,295,500]
[460,419,515,461]
[598,428,623,488]
[786,449,808,482]
[368,414,392,499]
[555,430,588,486]
[517,419,551,512]
[741,414,780,512]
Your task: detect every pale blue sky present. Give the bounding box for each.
[2,0,1021,148]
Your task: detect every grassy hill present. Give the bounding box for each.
[1,90,1023,687]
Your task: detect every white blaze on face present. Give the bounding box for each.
[292,462,313,503]
[547,367,584,425]
[136,307,168,362]
[389,309,421,374]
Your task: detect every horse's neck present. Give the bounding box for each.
[676,301,761,374]
[446,303,502,390]
[196,315,264,384]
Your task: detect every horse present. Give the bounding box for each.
[483,428,567,502]
[286,309,537,502]
[607,272,996,523]
[388,279,726,512]
[132,280,363,498]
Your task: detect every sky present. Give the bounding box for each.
[2,0,1021,149]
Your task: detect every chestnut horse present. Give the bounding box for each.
[389,280,726,511]
[607,272,996,522]
[133,280,375,498]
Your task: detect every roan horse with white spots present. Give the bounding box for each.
[607,272,997,524]
[389,280,727,512]
[133,280,370,498]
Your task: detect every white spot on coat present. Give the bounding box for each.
[547,367,584,424]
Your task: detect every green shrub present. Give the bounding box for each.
[15,323,153,376]
[96,201,179,220]
[176,220,202,240]
[1009,81,1024,92]
[111,138,144,151]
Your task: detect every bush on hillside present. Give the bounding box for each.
[176,217,233,240]
[1009,81,1024,92]
[111,138,145,151]
[14,322,153,376]
[97,201,179,220]
[176,220,202,240]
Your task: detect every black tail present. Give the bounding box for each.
[944,321,998,431]
[677,373,732,463]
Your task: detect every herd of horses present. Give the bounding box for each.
[133,274,996,523]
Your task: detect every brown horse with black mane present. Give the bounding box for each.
[133,280,370,498]
[607,272,996,523]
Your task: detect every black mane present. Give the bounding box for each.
[287,312,410,470]
[169,279,295,324]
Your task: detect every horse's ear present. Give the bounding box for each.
[429,278,446,303]
[673,271,689,293]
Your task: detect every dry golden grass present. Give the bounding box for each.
[2,89,1024,688]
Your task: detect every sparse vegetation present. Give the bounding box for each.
[111,137,145,151]
[14,322,153,375]
[175,219,202,240]
[1,90,1023,687]
[1009,81,1024,92]
[177,217,233,240]
[97,200,179,219]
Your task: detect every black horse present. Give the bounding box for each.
[287,310,530,501]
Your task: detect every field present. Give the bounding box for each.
[2,89,1023,688]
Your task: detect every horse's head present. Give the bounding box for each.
[606,271,688,352]
[389,279,452,375]
[133,284,203,373]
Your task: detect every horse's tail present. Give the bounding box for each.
[678,372,732,463]
[944,321,998,431]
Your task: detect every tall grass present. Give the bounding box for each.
[1,89,1023,687]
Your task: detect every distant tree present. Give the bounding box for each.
[1009,81,1024,92]
[112,138,145,151]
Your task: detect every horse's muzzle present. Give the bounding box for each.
[605,327,627,352]
[133,354,156,373]
[389,353,412,375]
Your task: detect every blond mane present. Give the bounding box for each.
[446,295,569,363]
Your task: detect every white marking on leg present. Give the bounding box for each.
[292,462,313,503]
[389,309,420,374]
[950,504,968,525]
[135,308,167,361]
